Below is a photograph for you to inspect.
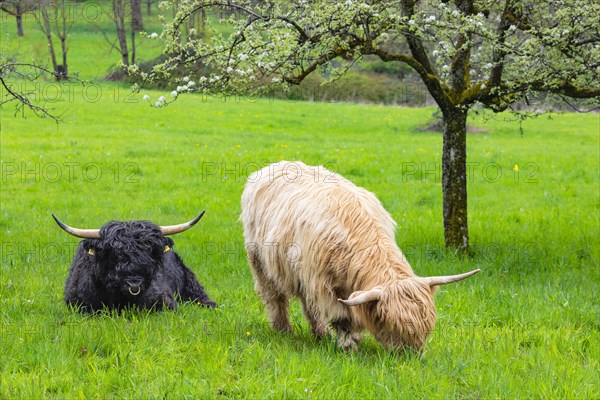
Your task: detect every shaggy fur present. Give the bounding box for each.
[241,161,439,351]
[63,220,216,312]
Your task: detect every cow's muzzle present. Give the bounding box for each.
[127,281,142,296]
[128,286,141,296]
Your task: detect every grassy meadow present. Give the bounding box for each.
[1,3,599,399]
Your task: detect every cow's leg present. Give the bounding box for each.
[331,318,360,351]
[180,266,217,308]
[64,249,105,312]
[247,247,292,332]
[160,292,178,311]
[300,297,328,339]
[263,290,292,333]
[140,281,178,311]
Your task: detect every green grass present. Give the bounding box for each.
[1,90,599,399]
[1,3,600,399]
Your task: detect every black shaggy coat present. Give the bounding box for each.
[64,220,216,312]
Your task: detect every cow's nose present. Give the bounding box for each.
[127,282,142,296]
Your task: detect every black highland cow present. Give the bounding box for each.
[53,212,216,312]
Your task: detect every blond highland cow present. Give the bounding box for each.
[241,161,479,351]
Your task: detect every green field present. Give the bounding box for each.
[1,3,599,399]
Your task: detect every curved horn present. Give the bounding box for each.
[52,214,101,239]
[421,268,480,287]
[338,287,383,306]
[160,211,205,236]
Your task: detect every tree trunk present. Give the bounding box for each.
[60,36,68,79]
[147,0,152,16]
[40,7,59,81]
[131,0,142,65]
[16,14,24,36]
[56,0,70,80]
[441,107,469,252]
[112,0,129,65]
[130,25,136,65]
[13,2,24,36]
[131,0,143,31]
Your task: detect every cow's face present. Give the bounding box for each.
[86,221,174,298]
[338,269,480,351]
[373,279,437,351]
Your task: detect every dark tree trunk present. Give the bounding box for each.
[130,26,136,65]
[13,2,24,36]
[441,107,469,252]
[112,0,129,65]
[60,37,68,79]
[16,13,23,36]
[131,0,143,31]
[40,6,60,81]
[147,0,152,16]
[131,0,142,64]
[56,0,70,80]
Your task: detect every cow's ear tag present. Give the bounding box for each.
[164,245,171,253]
[88,248,95,256]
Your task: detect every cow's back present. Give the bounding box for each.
[241,162,400,313]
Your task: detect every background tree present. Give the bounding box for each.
[0,0,38,37]
[147,0,600,251]
[111,0,146,66]
[34,0,73,81]
[146,0,153,16]
[130,0,144,64]
[112,0,130,65]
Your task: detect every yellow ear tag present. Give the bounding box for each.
[164,245,171,253]
[88,249,95,256]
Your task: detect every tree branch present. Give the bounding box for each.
[400,0,452,110]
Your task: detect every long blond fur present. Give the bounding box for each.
[241,161,438,351]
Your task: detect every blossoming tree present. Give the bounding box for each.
[145,0,600,251]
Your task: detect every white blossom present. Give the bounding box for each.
[142,95,150,101]
[171,90,178,97]
[149,32,159,40]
